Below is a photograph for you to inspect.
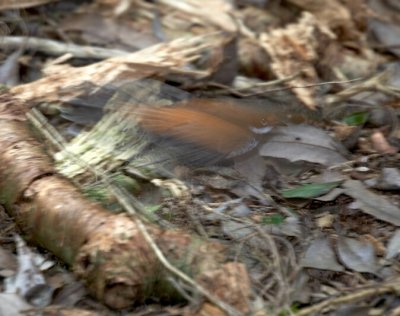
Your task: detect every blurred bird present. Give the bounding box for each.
[60,79,320,167]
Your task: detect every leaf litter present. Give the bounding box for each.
[1,0,400,315]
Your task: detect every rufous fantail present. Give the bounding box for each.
[61,80,320,166]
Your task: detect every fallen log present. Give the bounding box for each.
[0,94,251,314]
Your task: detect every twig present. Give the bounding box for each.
[243,77,363,98]
[207,72,301,97]
[297,279,400,316]
[1,36,128,59]
[208,76,362,98]
[326,69,400,104]
[198,199,299,312]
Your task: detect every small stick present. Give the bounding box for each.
[1,36,128,59]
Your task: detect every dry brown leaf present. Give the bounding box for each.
[260,12,335,109]
[60,13,160,51]
[333,124,359,141]
[197,263,251,314]
[158,0,237,33]
[195,303,227,316]
[341,0,370,31]
[287,0,361,40]
[95,0,237,34]
[316,213,335,229]
[238,38,274,80]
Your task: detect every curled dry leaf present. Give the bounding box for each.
[371,131,398,154]
[337,236,379,274]
[260,12,335,110]
[238,37,274,80]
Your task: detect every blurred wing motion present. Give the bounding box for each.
[58,78,321,167]
[137,103,259,165]
[60,79,190,125]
